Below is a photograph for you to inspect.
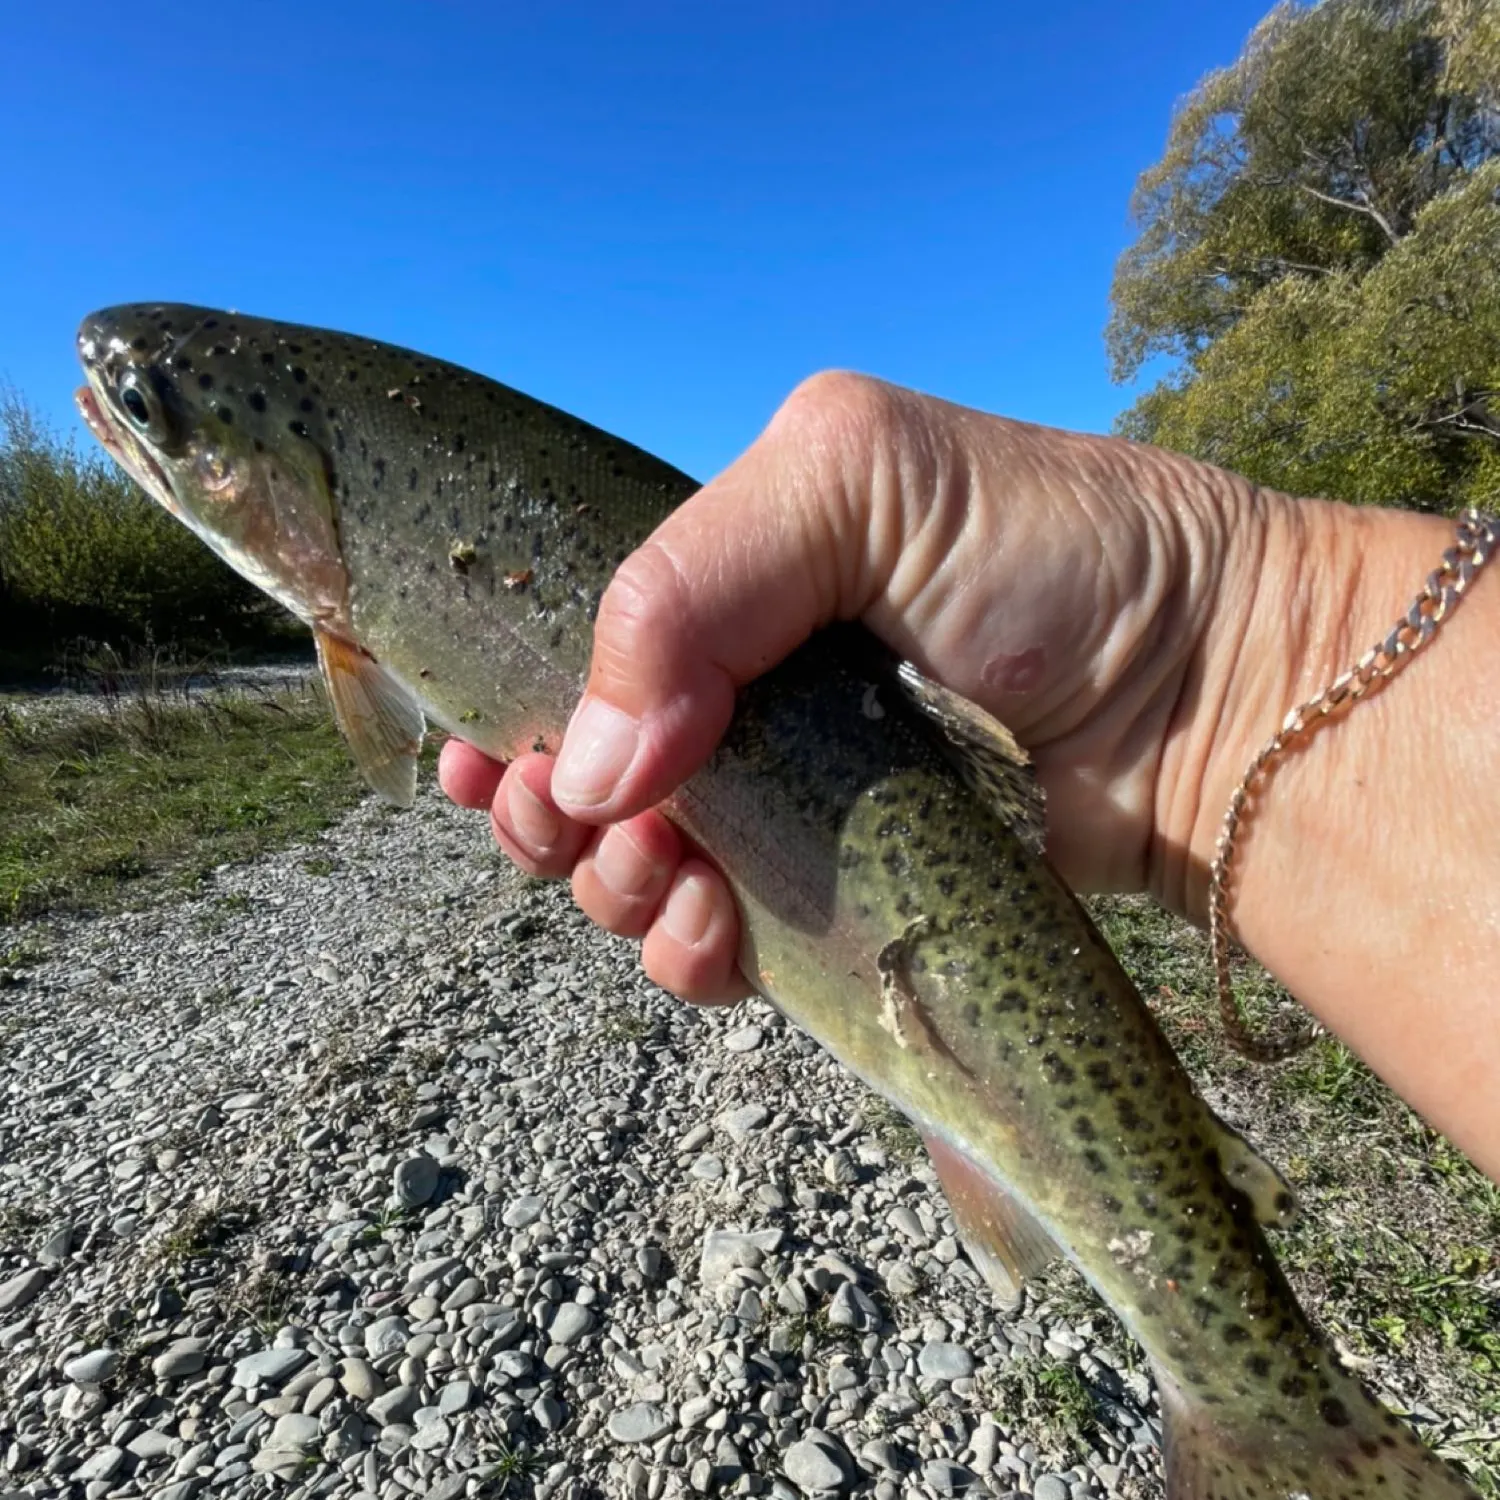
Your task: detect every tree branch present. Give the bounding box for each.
[1295,181,1401,244]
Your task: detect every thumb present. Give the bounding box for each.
[549,372,908,823]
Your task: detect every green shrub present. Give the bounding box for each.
[0,391,297,655]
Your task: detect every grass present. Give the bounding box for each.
[991,1355,1099,1466]
[1088,893,1500,1493]
[860,1095,925,1162]
[0,679,369,923]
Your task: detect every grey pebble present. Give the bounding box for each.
[783,1431,852,1492]
[61,1348,118,1385]
[393,1154,440,1207]
[232,1348,309,1389]
[548,1302,594,1345]
[917,1341,975,1381]
[607,1402,673,1444]
[722,1024,764,1052]
[0,1268,47,1314]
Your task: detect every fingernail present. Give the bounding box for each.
[507,777,562,850]
[661,872,714,947]
[593,826,655,899]
[553,698,640,810]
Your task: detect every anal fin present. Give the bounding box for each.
[315,627,426,807]
[922,1132,1059,1309]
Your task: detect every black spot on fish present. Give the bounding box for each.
[292,366,307,383]
[216,406,233,425]
[1221,1324,1248,1344]
[373,458,386,488]
[1082,1149,1107,1175]
[1041,1053,1076,1086]
[1072,1117,1096,1141]
[1243,1353,1272,1379]
[1100,1194,1122,1214]
[1320,1397,1351,1428]
[1086,1062,1118,1092]
[248,392,267,413]
[1280,1375,1308,1398]
[197,372,214,390]
[289,420,308,439]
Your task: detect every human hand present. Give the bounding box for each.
[439,372,1277,1003]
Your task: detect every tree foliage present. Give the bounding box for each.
[1110,0,1500,511]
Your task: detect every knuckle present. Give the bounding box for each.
[592,538,690,682]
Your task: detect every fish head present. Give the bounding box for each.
[75,303,350,630]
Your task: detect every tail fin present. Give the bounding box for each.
[1157,1366,1481,1500]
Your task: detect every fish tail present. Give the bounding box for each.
[1157,1365,1481,1499]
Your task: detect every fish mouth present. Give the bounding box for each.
[75,381,176,515]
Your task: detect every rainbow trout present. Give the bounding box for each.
[76,304,1478,1500]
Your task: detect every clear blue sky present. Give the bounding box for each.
[4,1,1270,480]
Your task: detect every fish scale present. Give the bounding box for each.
[75,302,1480,1499]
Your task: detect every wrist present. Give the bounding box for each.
[1165,492,1500,1172]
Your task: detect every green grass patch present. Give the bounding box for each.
[0,682,368,923]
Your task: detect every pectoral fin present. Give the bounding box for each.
[897,662,1047,856]
[923,1132,1059,1308]
[315,627,426,807]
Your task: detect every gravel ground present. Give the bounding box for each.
[0,783,1283,1500]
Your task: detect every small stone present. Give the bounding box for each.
[784,1431,851,1492]
[1033,1477,1070,1500]
[62,1349,119,1385]
[548,1302,594,1345]
[264,1413,321,1452]
[36,1224,73,1267]
[393,1155,440,1207]
[0,1268,47,1314]
[722,1024,764,1053]
[438,1380,474,1416]
[232,1348,309,1389]
[699,1230,765,1288]
[690,1153,725,1181]
[827,1281,880,1331]
[822,1150,857,1186]
[338,1357,384,1401]
[607,1402,673,1444]
[680,1394,717,1429]
[153,1339,209,1380]
[74,1446,126,1482]
[410,1415,452,1451]
[533,1394,565,1431]
[922,1460,975,1495]
[917,1342,975,1381]
[501,1194,545,1228]
[885,1205,926,1243]
[719,1104,770,1142]
[364,1316,410,1359]
[368,1384,420,1426]
[126,1429,177,1461]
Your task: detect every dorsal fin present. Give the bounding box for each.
[315,626,426,807]
[896,661,1048,856]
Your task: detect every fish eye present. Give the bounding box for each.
[116,369,171,444]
